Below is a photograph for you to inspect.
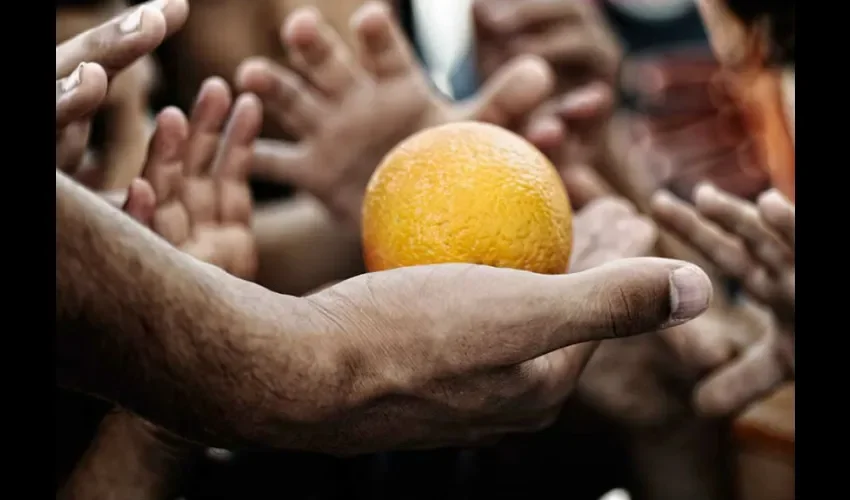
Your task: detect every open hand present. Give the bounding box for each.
[236,2,553,228]
[650,184,794,414]
[131,78,262,279]
[55,0,189,188]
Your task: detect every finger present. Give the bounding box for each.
[213,93,264,180]
[560,165,615,209]
[122,178,158,225]
[467,55,554,128]
[572,218,657,273]
[57,121,93,174]
[512,31,618,79]
[185,77,232,176]
[56,3,168,79]
[282,7,362,98]
[236,57,325,137]
[474,0,580,34]
[661,315,738,370]
[522,113,565,155]
[694,184,791,272]
[467,257,711,366]
[155,0,191,37]
[651,190,751,276]
[621,57,721,96]
[757,189,795,248]
[250,139,311,187]
[694,340,787,416]
[56,63,108,130]
[142,107,189,205]
[351,1,419,79]
[555,82,615,122]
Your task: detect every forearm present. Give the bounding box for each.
[253,196,365,296]
[58,412,190,500]
[56,171,317,445]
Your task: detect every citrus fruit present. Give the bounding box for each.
[361,121,573,274]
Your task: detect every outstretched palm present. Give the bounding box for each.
[651,184,794,414]
[137,78,262,279]
[237,2,553,228]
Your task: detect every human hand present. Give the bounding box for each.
[128,78,262,279]
[266,258,711,454]
[570,197,657,272]
[237,2,553,228]
[473,0,620,163]
[624,51,770,202]
[651,185,794,414]
[55,0,189,188]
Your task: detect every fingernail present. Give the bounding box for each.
[120,7,144,33]
[668,266,711,324]
[61,63,84,93]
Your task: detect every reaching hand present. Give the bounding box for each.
[623,51,770,201]
[236,2,553,228]
[55,0,189,187]
[570,197,657,273]
[133,78,262,279]
[651,185,794,414]
[473,0,620,163]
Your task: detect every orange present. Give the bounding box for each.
[362,121,573,274]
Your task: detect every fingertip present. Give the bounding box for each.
[693,182,717,203]
[129,6,168,43]
[282,6,322,46]
[80,62,109,92]
[232,92,265,135]
[649,190,676,211]
[152,0,190,35]
[558,82,615,120]
[350,1,392,33]
[667,264,712,326]
[757,188,791,211]
[509,55,554,97]
[524,115,564,150]
[156,106,189,136]
[200,76,233,102]
[235,58,271,92]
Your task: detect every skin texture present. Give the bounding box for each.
[55,8,715,451]
[361,122,572,273]
[58,166,714,455]
[62,82,267,499]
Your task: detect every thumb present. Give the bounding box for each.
[467,257,712,366]
[463,55,554,128]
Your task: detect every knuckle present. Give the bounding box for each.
[604,286,636,338]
